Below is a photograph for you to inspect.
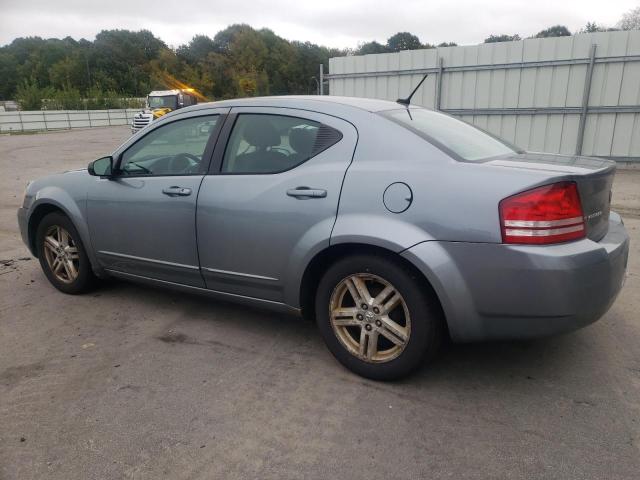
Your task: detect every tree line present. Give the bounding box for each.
[0,26,345,109]
[1,6,638,110]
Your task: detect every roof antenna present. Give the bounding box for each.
[396,74,429,106]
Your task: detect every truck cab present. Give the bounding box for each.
[131,89,198,134]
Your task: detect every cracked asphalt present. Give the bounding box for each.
[1,127,639,479]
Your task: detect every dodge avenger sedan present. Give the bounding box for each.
[17,95,629,380]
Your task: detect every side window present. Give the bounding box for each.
[120,115,219,176]
[221,114,342,174]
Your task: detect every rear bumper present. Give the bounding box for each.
[402,212,629,342]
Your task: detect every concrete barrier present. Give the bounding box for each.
[0,109,141,133]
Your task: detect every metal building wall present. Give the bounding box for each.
[327,31,640,162]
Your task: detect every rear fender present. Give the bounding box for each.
[400,240,476,342]
[330,214,434,252]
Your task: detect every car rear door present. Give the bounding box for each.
[88,109,228,287]
[196,107,357,304]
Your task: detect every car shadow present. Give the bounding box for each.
[98,277,599,390]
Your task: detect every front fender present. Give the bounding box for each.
[27,187,102,276]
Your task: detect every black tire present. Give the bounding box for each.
[35,212,96,294]
[315,254,443,380]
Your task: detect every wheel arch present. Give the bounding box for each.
[27,202,71,257]
[298,242,447,334]
[26,198,104,278]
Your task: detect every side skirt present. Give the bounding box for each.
[104,269,301,316]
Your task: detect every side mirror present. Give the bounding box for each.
[88,156,114,177]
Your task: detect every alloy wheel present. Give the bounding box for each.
[42,225,80,284]
[329,273,411,363]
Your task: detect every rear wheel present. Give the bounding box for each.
[36,212,96,294]
[316,254,443,380]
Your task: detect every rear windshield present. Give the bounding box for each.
[380,108,518,161]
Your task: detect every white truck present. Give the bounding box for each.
[131,89,198,134]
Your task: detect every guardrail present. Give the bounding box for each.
[0,109,141,133]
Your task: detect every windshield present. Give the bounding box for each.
[148,95,177,110]
[381,108,518,161]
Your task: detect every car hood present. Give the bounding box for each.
[27,168,89,194]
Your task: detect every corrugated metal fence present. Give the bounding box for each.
[327,31,640,163]
[0,109,139,133]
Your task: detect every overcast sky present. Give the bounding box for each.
[0,0,638,48]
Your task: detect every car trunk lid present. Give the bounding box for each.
[487,153,615,241]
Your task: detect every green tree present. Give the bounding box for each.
[52,87,83,109]
[49,56,85,90]
[198,51,233,99]
[213,24,254,53]
[258,28,296,95]
[578,22,618,33]
[0,24,444,103]
[386,32,423,52]
[534,25,571,38]
[356,41,388,55]
[582,22,602,33]
[176,35,218,63]
[92,29,166,95]
[0,51,18,99]
[228,29,269,96]
[15,79,53,110]
[484,34,521,43]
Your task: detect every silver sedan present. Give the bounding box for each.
[17,96,629,379]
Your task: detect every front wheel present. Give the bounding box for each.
[316,255,443,380]
[36,212,96,294]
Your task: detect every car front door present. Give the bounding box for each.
[197,107,358,304]
[88,110,227,287]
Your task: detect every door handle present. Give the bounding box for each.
[286,187,327,199]
[162,186,192,197]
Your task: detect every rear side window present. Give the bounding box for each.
[222,114,342,174]
[381,108,518,161]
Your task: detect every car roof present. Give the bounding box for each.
[186,95,410,114]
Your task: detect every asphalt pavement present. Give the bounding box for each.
[1,127,639,479]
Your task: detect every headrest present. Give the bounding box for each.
[242,117,281,148]
[289,127,316,157]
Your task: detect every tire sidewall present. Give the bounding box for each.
[315,254,440,380]
[36,212,94,294]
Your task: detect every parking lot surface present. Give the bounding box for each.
[1,127,639,479]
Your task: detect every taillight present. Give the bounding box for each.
[499,181,585,245]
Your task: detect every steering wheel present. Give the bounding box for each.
[269,146,291,156]
[168,153,200,173]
